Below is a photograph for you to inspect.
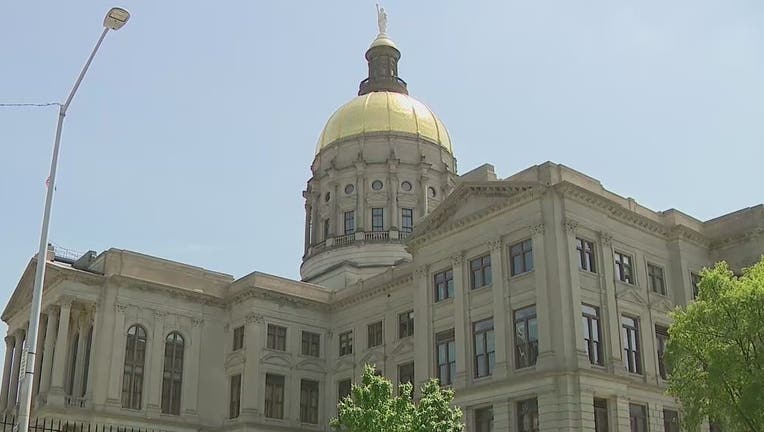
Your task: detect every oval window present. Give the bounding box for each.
[428,186,437,198]
[344,184,355,195]
[371,180,384,191]
[401,181,412,192]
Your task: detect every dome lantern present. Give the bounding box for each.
[358,6,408,96]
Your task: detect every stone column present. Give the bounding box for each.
[599,232,624,373]
[303,202,312,254]
[532,223,554,370]
[106,303,127,406]
[488,240,508,379]
[38,306,59,399]
[84,306,100,400]
[562,219,590,368]
[182,317,203,416]
[32,314,48,400]
[450,254,469,388]
[49,299,72,400]
[241,313,264,419]
[412,266,430,395]
[72,311,90,399]
[0,335,16,410]
[355,162,366,231]
[8,328,26,409]
[146,311,166,413]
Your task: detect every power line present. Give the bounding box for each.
[0,102,61,108]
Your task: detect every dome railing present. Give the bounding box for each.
[305,229,408,258]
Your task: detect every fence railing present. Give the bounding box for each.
[0,415,156,432]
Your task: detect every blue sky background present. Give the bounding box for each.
[1,1,762,362]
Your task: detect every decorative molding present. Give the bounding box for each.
[600,232,613,246]
[563,218,578,233]
[413,266,428,279]
[530,223,545,237]
[245,313,264,325]
[58,295,75,308]
[450,254,463,266]
[488,239,503,252]
[114,303,128,313]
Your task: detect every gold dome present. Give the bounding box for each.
[315,91,453,154]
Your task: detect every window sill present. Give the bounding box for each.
[472,375,493,384]
[509,269,535,280]
[514,364,537,373]
[469,283,493,293]
[579,269,598,278]
[263,347,288,355]
[615,280,636,289]
[298,353,322,360]
[434,297,454,305]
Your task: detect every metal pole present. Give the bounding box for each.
[15,27,110,432]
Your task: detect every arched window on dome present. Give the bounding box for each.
[161,331,184,415]
[122,324,147,409]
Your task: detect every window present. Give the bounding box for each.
[323,219,330,240]
[470,255,492,289]
[301,331,320,357]
[517,398,540,432]
[663,409,679,432]
[510,239,534,275]
[594,398,609,432]
[615,252,634,284]
[690,272,700,299]
[656,325,669,379]
[67,332,79,396]
[398,362,414,395]
[122,325,147,410]
[398,310,414,338]
[338,379,352,402]
[339,331,353,356]
[300,379,319,424]
[514,306,539,368]
[474,406,493,432]
[648,263,666,295]
[582,304,603,365]
[401,181,412,192]
[622,316,642,374]
[473,318,495,378]
[434,269,454,302]
[265,374,285,419]
[372,180,384,190]
[344,184,355,195]
[629,403,648,432]
[267,324,287,351]
[161,332,184,415]
[372,208,384,231]
[401,208,413,234]
[233,325,244,351]
[577,238,596,272]
[436,329,456,385]
[344,211,355,235]
[80,326,93,397]
[368,321,383,348]
[229,374,241,419]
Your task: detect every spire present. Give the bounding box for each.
[358,6,408,96]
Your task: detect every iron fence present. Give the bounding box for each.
[0,415,156,432]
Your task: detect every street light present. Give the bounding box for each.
[16,7,130,432]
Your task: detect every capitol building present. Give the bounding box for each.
[2,16,763,432]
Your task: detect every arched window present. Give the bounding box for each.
[161,331,184,415]
[122,325,147,409]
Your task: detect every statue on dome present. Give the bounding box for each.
[376,4,388,35]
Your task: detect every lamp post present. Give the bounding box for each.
[16,8,130,432]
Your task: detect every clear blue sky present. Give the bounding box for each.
[1,0,762,351]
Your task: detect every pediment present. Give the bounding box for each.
[359,348,384,369]
[390,337,414,358]
[334,356,356,371]
[615,286,647,305]
[225,352,246,369]
[649,296,675,314]
[296,358,327,373]
[409,181,542,244]
[261,352,292,368]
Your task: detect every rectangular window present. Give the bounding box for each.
[474,406,494,432]
[339,330,353,356]
[300,379,319,424]
[233,325,244,351]
[267,324,287,351]
[517,398,540,432]
[398,362,414,394]
[344,210,355,235]
[372,208,384,232]
[401,208,413,234]
[368,321,383,348]
[629,403,648,432]
[398,310,414,338]
[648,263,666,295]
[656,325,669,379]
[265,374,285,419]
[663,409,679,432]
[473,318,495,378]
[510,239,534,276]
[436,329,456,385]
[323,218,330,240]
[691,272,700,299]
[338,379,352,402]
[470,255,492,289]
[229,374,241,419]
[434,269,454,302]
[582,304,603,365]
[594,398,609,432]
[577,238,596,273]
[615,251,634,284]
[514,305,539,368]
[301,331,320,357]
[622,316,642,374]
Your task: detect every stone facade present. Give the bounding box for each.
[2,23,763,432]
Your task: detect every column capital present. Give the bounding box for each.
[600,231,614,246]
[4,335,14,346]
[244,314,263,326]
[563,218,578,233]
[530,223,545,237]
[45,303,60,315]
[488,239,503,252]
[450,254,463,266]
[414,265,429,279]
[57,295,75,308]
[15,327,26,338]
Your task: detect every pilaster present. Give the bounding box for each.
[450,253,469,389]
[182,317,203,417]
[412,265,430,395]
[562,218,592,368]
[599,232,625,374]
[106,302,127,406]
[146,310,166,414]
[0,335,16,410]
[488,240,508,378]
[38,306,58,401]
[532,223,554,371]
[8,327,26,409]
[241,313,264,419]
[72,310,90,399]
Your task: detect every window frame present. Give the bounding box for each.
[122,324,148,410]
[299,379,320,424]
[690,272,701,299]
[434,268,454,302]
[648,263,666,295]
[232,325,244,351]
[398,310,414,339]
[622,315,642,374]
[371,208,384,232]
[614,251,635,284]
[474,406,494,432]
[339,330,353,357]
[469,254,492,290]
[509,239,534,276]
[266,324,287,351]
[337,379,352,403]
[473,318,495,378]
[344,210,355,235]
[663,409,680,432]
[161,331,184,415]
[398,362,415,395]
[577,238,597,273]
[435,329,456,386]
[582,304,603,366]
[367,321,383,348]
[628,403,648,432]
[594,398,609,432]
[517,398,540,432]
[229,373,241,419]
[264,373,285,419]
[655,325,670,380]
[301,331,320,357]
[514,305,539,369]
[401,208,413,234]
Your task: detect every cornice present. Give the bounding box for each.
[709,226,764,249]
[330,272,414,311]
[107,274,226,308]
[230,285,329,312]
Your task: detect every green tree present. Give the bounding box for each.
[667,258,764,432]
[331,365,463,432]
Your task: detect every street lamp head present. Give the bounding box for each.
[104,7,130,30]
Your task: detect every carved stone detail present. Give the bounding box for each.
[413,266,428,279]
[245,313,264,325]
[530,223,545,237]
[488,239,502,251]
[563,218,578,233]
[192,318,204,328]
[600,232,614,246]
[450,254,463,266]
[114,303,128,313]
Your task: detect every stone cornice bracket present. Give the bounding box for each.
[245,313,264,325]
[488,239,503,252]
[530,223,545,237]
[600,232,613,246]
[563,218,578,233]
[450,254,463,266]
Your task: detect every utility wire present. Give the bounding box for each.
[0,102,61,108]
